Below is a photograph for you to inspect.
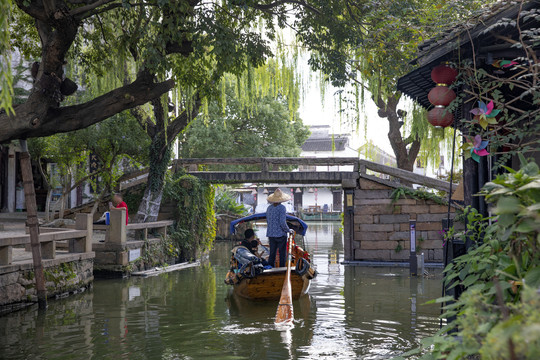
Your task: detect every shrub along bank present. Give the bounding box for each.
[400,156,540,359]
[163,172,216,262]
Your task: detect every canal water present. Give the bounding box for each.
[0,222,443,359]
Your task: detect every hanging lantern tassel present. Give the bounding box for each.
[428,106,454,128]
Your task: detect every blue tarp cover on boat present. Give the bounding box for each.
[230,213,308,236]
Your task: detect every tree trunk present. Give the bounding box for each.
[45,188,52,222]
[375,94,421,172]
[135,138,173,223]
[136,186,165,223]
[134,93,201,223]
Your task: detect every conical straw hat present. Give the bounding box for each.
[267,188,291,203]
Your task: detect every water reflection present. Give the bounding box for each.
[0,221,442,359]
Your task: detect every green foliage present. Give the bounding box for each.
[28,111,149,197]
[122,187,145,218]
[179,73,309,159]
[403,156,540,359]
[163,172,216,261]
[299,0,492,170]
[450,7,540,170]
[214,186,247,216]
[147,134,173,193]
[80,111,150,190]
[0,0,13,115]
[390,187,449,206]
[141,235,179,267]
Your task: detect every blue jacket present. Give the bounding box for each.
[266,203,290,237]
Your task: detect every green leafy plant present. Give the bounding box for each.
[398,155,540,359]
[163,172,216,261]
[214,186,248,216]
[390,187,449,206]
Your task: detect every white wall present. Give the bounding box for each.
[299,146,358,172]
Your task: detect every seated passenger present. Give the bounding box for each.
[239,229,258,254]
[238,229,270,267]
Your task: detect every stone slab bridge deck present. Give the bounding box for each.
[121,157,458,264]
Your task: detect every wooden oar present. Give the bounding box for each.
[275,231,294,325]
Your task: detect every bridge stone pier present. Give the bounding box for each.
[122,157,458,264]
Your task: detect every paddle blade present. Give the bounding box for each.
[275,233,295,325]
[275,278,294,324]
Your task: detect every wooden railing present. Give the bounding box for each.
[173,157,360,172]
[93,209,174,244]
[358,159,457,193]
[0,214,92,266]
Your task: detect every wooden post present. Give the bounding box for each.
[19,140,47,309]
[109,209,126,245]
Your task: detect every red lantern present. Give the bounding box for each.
[427,106,454,128]
[428,86,456,106]
[431,64,458,85]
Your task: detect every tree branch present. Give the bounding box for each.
[14,0,49,20]
[0,72,175,142]
[69,0,118,18]
[130,107,156,137]
[249,0,320,15]
[166,93,202,144]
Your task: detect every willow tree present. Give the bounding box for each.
[296,0,493,171]
[132,58,305,222]
[0,0,13,114]
[180,72,309,159]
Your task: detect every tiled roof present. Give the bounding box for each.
[301,137,348,152]
[397,1,539,108]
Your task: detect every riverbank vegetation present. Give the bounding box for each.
[163,172,216,261]
[214,186,248,217]
[399,156,540,359]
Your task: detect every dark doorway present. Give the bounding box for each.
[293,189,303,211]
[332,190,342,212]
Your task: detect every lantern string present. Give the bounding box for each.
[440,98,458,329]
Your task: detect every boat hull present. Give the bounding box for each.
[233,267,311,301]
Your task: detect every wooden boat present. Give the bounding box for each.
[225,213,317,301]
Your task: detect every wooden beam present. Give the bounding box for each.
[173,157,360,166]
[359,160,456,192]
[126,220,174,230]
[19,141,47,308]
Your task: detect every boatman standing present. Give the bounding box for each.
[266,188,294,267]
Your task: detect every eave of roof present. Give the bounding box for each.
[397,1,540,108]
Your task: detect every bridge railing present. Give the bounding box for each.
[358,159,457,193]
[172,157,360,172]
[0,214,93,266]
[93,209,174,245]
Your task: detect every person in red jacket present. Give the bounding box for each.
[110,193,129,225]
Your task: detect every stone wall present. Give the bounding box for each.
[0,255,94,313]
[93,238,178,277]
[353,178,457,263]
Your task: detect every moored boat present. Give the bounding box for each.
[224,213,317,301]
